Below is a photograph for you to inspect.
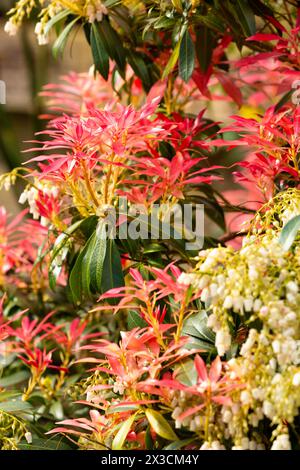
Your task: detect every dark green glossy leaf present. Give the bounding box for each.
[90,22,109,80]
[49,218,91,291]
[98,18,126,76]
[127,51,152,90]
[101,238,124,297]
[179,29,195,82]
[70,219,108,302]
[195,26,216,73]
[235,0,256,36]
[88,219,107,293]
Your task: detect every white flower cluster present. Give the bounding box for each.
[19,183,59,226]
[4,19,19,36]
[86,1,108,23]
[271,434,291,450]
[34,22,49,46]
[200,440,225,450]
[177,219,300,448]
[180,235,300,357]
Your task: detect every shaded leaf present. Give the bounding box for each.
[0,371,30,388]
[19,437,72,450]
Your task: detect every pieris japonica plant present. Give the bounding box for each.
[2,0,300,451]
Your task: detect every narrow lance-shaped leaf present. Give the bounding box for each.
[98,17,126,76]
[50,218,93,291]
[89,219,107,293]
[112,414,136,450]
[90,22,109,80]
[162,26,186,79]
[145,409,178,441]
[101,238,124,296]
[69,237,90,304]
[279,215,300,251]
[44,9,71,35]
[235,0,256,36]
[179,29,195,83]
[52,17,79,58]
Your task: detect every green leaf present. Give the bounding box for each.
[88,219,107,293]
[162,33,183,79]
[154,17,176,30]
[69,220,108,302]
[107,404,139,414]
[145,409,177,441]
[90,22,109,80]
[0,371,30,388]
[196,26,216,73]
[49,401,64,420]
[49,218,92,290]
[69,240,89,304]
[52,17,79,58]
[279,215,300,251]
[0,398,32,414]
[234,0,256,36]
[127,310,148,330]
[143,243,165,254]
[274,89,293,113]
[101,238,124,295]
[98,18,126,76]
[145,426,154,450]
[163,438,195,450]
[179,29,195,82]
[44,9,71,35]
[193,13,225,33]
[112,414,136,450]
[19,437,72,450]
[104,0,120,7]
[175,359,197,386]
[127,51,151,90]
[182,310,216,352]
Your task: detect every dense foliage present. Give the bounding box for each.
[1,0,300,451]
